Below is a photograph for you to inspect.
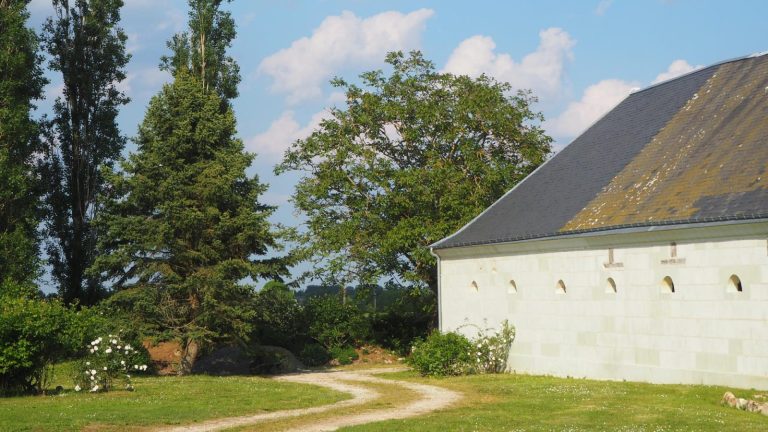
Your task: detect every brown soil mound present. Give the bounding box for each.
[143,340,181,375]
[353,345,402,365]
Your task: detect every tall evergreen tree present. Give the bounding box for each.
[92,72,287,373]
[160,0,240,103]
[92,1,287,373]
[0,0,47,297]
[41,0,130,305]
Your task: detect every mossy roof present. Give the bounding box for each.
[435,53,768,249]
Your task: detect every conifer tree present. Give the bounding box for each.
[41,0,130,305]
[0,0,47,297]
[93,0,287,373]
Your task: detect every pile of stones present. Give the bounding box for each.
[721,391,768,416]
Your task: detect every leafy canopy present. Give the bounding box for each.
[41,0,130,305]
[0,0,47,295]
[277,51,552,291]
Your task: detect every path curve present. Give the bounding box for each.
[157,367,461,432]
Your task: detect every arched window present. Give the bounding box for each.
[661,276,675,293]
[508,279,518,294]
[606,277,617,294]
[727,274,743,293]
[556,279,566,294]
[470,280,479,291]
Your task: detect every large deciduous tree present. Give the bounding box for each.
[0,0,47,297]
[41,0,130,305]
[277,51,552,300]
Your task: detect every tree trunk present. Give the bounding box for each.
[179,339,200,375]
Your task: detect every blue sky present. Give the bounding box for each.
[26,0,768,287]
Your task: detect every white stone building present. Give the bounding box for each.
[431,53,768,389]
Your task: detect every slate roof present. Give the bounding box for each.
[434,53,768,250]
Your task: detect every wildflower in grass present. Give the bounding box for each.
[74,385,81,392]
[74,334,147,393]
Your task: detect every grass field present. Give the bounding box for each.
[341,371,768,432]
[0,363,348,431]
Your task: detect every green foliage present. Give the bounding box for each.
[408,331,473,377]
[0,296,75,394]
[91,72,288,373]
[297,343,331,367]
[160,0,240,103]
[72,334,148,392]
[41,0,130,306]
[277,50,552,295]
[251,281,303,347]
[303,296,370,350]
[329,346,359,365]
[0,0,47,293]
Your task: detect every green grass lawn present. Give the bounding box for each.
[0,363,348,432]
[342,371,768,432]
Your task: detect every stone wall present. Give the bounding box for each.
[435,221,768,389]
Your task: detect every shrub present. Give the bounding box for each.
[408,331,473,376]
[72,335,148,393]
[303,296,370,350]
[329,346,359,365]
[0,296,76,394]
[465,320,516,373]
[251,282,303,348]
[298,343,331,367]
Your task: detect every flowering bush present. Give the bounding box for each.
[465,320,516,373]
[73,335,148,392]
[407,320,516,377]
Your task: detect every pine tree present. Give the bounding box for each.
[92,72,288,373]
[41,0,130,305]
[0,0,47,297]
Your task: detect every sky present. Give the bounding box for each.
[25,0,768,288]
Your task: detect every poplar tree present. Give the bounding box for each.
[92,0,288,373]
[0,0,47,296]
[41,0,130,305]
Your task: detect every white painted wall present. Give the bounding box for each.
[435,221,768,389]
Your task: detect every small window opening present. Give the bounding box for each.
[508,279,517,294]
[727,274,743,293]
[470,280,478,291]
[670,242,677,258]
[556,279,566,294]
[606,277,617,293]
[608,248,615,264]
[661,276,675,293]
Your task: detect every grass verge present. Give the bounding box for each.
[0,363,349,431]
[340,371,768,431]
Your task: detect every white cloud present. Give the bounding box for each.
[595,0,613,16]
[651,59,702,84]
[547,79,638,139]
[258,9,434,104]
[443,28,575,98]
[246,110,331,160]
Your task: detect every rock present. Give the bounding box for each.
[737,398,749,410]
[746,400,762,412]
[722,391,737,407]
[760,405,768,416]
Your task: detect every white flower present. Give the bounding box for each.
[126,374,131,379]
[74,385,81,392]
[93,346,99,351]
[125,344,132,351]
[90,369,97,375]
[105,348,112,354]
[85,361,90,366]
[141,365,147,371]
[91,385,99,392]
[91,340,99,346]
[89,348,94,354]
[103,366,108,371]
[120,360,125,366]
[116,345,122,350]
[89,376,95,381]
[133,364,138,370]
[111,339,117,345]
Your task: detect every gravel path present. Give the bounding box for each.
[156,367,461,432]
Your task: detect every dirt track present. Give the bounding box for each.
[157,367,461,432]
